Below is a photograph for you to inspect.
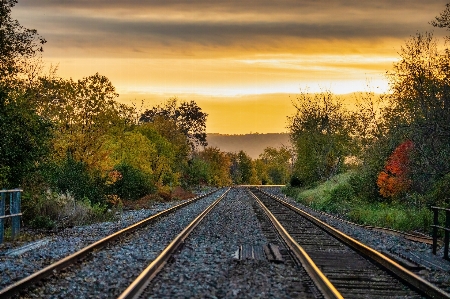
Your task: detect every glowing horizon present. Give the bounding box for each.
[12,0,449,134]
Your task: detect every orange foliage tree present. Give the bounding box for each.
[377,140,414,198]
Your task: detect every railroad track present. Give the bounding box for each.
[249,187,450,299]
[117,188,230,298]
[0,188,228,298]
[261,187,435,245]
[3,186,448,298]
[121,187,323,298]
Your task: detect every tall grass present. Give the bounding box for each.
[283,171,433,233]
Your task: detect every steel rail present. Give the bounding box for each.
[258,188,450,299]
[118,187,231,299]
[277,192,435,244]
[260,187,435,245]
[249,190,343,299]
[0,189,220,298]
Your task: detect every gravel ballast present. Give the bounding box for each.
[0,189,222,297]
[144,187,319,299]
[1,186,449,298]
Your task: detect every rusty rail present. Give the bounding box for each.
[249,190,343,299]
[118,188,230,299]
[258,188,450,299]
[0,189,220,298]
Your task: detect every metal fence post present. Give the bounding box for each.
[10,189,21,240]
[0,191,5,243]
[445,210,450,260]
[432,207,438,255]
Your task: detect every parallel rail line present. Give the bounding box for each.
[260,187,435,245]
[118,188,230,299]
[0,189,221,298]
[249,190,342,299]
[250,187,450,299]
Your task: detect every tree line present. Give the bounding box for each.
[287,3,450,209]
[0,0,292,228]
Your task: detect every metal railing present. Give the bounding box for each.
[0,189,23,243]
[431,206,450,260]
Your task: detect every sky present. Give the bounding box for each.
[12,0,449,134]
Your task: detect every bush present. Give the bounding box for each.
[329,183,354,203]
[424,173,450,207]
[22,189,117,229]
[0,165,10,189]
[46,156,107,204]
[110,163,154,201]
[29,215,55,230]
[289,176,303,187]
[348,171,380,203]
[283,171,433,233]
[347,203,432,232]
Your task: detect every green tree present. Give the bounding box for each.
[184,156,210,187]
[0,87,52,188]
[36,73,133,168]
[288,90,352,186]
[259,146,292,184]
[198,147,231,186]
[228,150,256,185]
[109,162,153,201]
[253,159,271,185]
[384,32,450,193]
[136,122,183,188]
[140,98,208,149]
[0,0,46,83]
[137,117,190,172]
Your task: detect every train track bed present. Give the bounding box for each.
[0,187,217,255]
[0,189,224,298]
[261,186,450,293]
[0,201,187,289]
[141,188,319,298]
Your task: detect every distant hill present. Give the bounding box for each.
[207,133,291,159]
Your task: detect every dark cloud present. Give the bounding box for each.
[16,0,447,13]
[43,16,417,42]
[13,0,449,57]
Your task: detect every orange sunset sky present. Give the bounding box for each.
[13,0,449,134]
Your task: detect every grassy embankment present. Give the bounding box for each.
[282,171,433,234]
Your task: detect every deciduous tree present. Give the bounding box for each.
[0,0,46,83]
[140,98,208,149]
[288,90,351,185]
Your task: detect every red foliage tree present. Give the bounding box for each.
[377,140,414,198]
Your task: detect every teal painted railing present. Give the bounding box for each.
[0,189,22,243]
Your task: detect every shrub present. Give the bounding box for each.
[110,163,154,201]
[0,165,10,189]
[329,183,354,203]
[23,189,117,229]
[283,171,433,233]
[424,173,450,207]
[289,176,303,187]
[29,215,55,230]
[46,156,107,204]
[377,140,414,199]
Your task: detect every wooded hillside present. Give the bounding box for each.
[207,133,290,159]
